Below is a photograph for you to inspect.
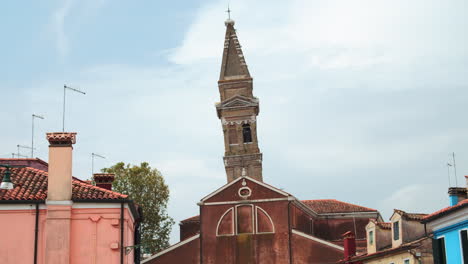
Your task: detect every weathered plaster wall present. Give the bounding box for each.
[362,252,415,264]
[0,207,46,264]
[0,205,134,264]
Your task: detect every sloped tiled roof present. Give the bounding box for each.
[0,167,127,201]
[180,215,200,224]
[423,199,468,222]
[302,199,377,214]
[347,236,430,262]
[393,209,427,221]
[369,219,391,230]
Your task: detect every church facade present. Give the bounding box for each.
[143,19,381,264]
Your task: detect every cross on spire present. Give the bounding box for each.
[226,4,231,20]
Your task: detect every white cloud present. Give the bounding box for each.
[379,184,447,220]
[51,0,74,58]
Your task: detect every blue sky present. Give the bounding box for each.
[1,0,467,244]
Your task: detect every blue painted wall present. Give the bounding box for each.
[449,195,459,206]
[435,220,468,264]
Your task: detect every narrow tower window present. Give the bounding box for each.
[242,124,252,143]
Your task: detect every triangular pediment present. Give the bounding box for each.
[200,176,291,204]
[218,95,259,109]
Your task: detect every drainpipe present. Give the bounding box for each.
[288,201,293,264]
[34,203,39,264]
[121,202,124,264]
[199,204,203,264]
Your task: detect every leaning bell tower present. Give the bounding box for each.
[216,18,263,183]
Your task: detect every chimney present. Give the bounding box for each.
[93,173,115,190]
[343,231,356,261]
[46,132,76,201]
[448,187,467,206]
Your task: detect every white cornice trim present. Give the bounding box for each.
[427,207,468,231]
[292,229,344,251]
[201,197,290,206]
[46,200,73,205]
[0,204,47,210]
[141,234,200,263]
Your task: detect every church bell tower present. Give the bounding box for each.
[216,19,263,183]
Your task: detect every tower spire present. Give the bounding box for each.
[219,16,250,81]
[216,20,263,183]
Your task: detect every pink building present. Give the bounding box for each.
[0,132,141,264]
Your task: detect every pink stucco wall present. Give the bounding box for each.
[0,204,135,264]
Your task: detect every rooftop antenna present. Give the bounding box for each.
[63,85,86,132]
[452,152,458,187]
[12,153,28,158]
[91,153,106,176]
[17,145,35,158]
[447,162,452,187]
[31,114,45,158]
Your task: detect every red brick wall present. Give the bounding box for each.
[144,236,200,264]
[200,200,291,264]
[291,232,343,264]
[314,217,370,241]
[180,221,200,241]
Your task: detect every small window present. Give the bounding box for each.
[393,221,400,240]
[432,237,447,264]
[242,124,252,143]
[461,230,468,264]
[404,259,410,264]
[369,230,374,245]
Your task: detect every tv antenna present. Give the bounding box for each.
[447,162,452,187]
[91,153,106,175]
[63,85,86,131]
[12,153,28,158]
[451,152,458,187]
[31,114,45,158]
[17,145,35,158]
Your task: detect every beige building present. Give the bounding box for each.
[343,209,434,264]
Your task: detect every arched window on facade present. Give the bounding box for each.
[216,205,275,236]
[242,124,252,143]
[256,207,274,234]
[216,208,234,236]
[236,205,254,234]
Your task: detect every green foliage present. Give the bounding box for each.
[102,162,174,254]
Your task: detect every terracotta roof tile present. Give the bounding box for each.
[0,167,127,201]
[423,199,468,222]
[301,199,377,214]
[369,219,391,230]
[394,209,428,221]
[348,236,430,262]
[180,215,200,224]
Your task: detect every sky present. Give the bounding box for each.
[1,0,467,244]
